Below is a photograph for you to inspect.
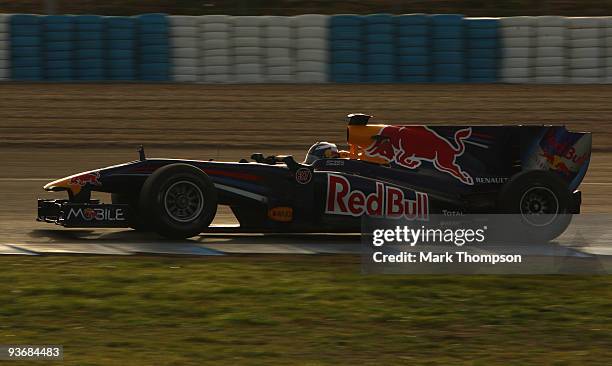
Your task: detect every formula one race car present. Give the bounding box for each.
[38,114,591,241]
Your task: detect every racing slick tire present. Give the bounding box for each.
[111,193,150,232]
[139,163,217,239]
[497,170,572,243]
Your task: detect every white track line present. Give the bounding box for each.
[0,178,51,181]
[1,178,612,185]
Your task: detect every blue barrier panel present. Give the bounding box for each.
[331,63,361,75]
[330,15,363,82]
[399,65,429,75]
[397,36,428,47]
[432,51,463,64]
[431,25,463,39]
[366,54,394,65]
[395,14,430,82]
[433,38,463,50]
[10,14,43,80]
[330,14,362,27]
[43,15,75,80]
[330,26,362,41]
[333,50,361,63]
[398,75,429,82]
[106,16,136,80]
[431,14,464,26]
[397,55,428,66]
[76,15,104,80]
[398,46,429,55]
[468,48,497,59]
[465,18,499,83]
[430,14,464,83]
[136,13,169,81]
[364,14,395,82]
[330,40,361,51]
[395,14,428,25]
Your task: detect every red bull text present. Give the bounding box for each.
[365,126,474,185]
[325,174,429,220]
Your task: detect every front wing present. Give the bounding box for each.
[37,199,131,228]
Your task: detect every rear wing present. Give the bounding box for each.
[343,114,591,190]
[521,126,591,191]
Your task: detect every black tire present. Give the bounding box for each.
[497,170,572,242]
[111,193,151,232]
[139,164,217,239]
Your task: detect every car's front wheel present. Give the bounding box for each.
[139,163,217,239]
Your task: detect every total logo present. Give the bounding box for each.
[67,207,125,221]
[325,174,429,220]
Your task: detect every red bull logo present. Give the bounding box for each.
[70,172,101,186]
[365,126,474,185]
[539,130,589,178]
[540,150,574,177]
[325,174,428,220]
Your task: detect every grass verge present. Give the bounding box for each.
[0,255,611,365]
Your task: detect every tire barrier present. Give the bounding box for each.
[533,16,566,83]
[0,14,9,80]
[136,13,169,81]
[292,14,328,83]
[232,16,263,83]
[606,18,612,84]
[76,15,104,80]
[10,14,42,80]
[330,14,363,82]
[364,14,394,83]
[500,16,533,83]
[200,15,232,83]
[431,14,465,83]
[395,14,430,82]
[169,15,199,82]
[465,18,499,82]
[263,16,293,83]
[106,16,136,80]
[568,17,601,84]
[43,15,74,81]
[5,13,612,83]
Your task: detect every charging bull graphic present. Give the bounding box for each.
[365,126,474,185]
[70,172,102,186]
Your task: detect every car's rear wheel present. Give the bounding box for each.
[139,163,217,239]
[497,170,572,242]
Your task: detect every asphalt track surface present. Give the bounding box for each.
[1,84,612,258]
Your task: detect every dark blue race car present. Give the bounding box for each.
[38,114,591,240]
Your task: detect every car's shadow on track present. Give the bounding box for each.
[28,228,362,246]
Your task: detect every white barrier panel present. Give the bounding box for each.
[292,14,328,83]
[263,16,293,82]
[568,17,602,84]
[533,16,566,83]
[200,15,232,83]
[232,16,263,83]
[170,16,199,82]
[0,14,9,80]
[500,16,533,83]
[604,18,612,83]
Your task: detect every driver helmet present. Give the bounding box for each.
[304,142,339,164]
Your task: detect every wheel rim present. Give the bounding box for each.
[163,180,205,223]
[519,186,559,227]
